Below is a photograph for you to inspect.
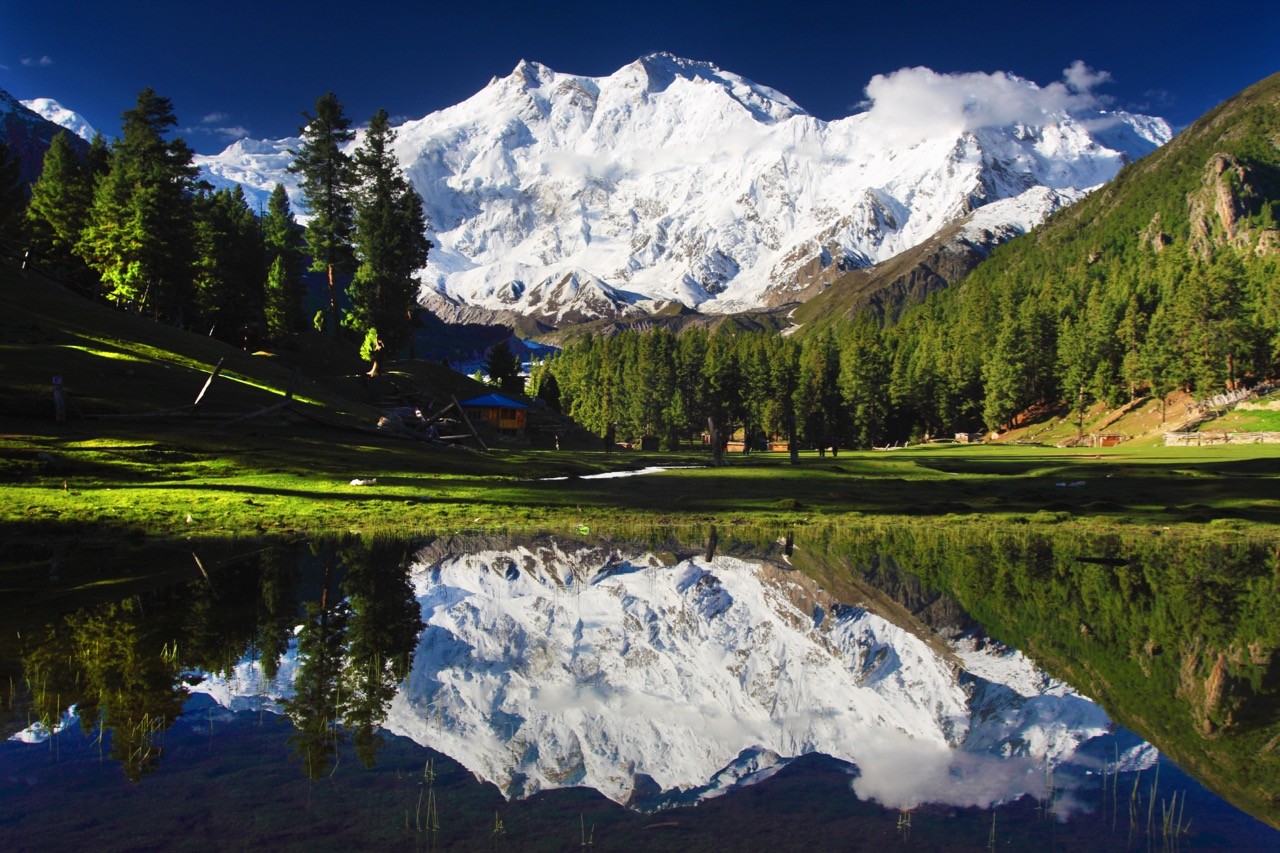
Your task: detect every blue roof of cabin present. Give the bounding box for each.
[459,393,530,409]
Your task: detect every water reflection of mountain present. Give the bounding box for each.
[5,526,1275,837]
[194,536,1144,813]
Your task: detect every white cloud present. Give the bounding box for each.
[200,112,230,124]
[182,122,250,141]
[859,61,1114,146]
[1063,60,1112,94]
[849,730,1089,818]
[21,56,53,68]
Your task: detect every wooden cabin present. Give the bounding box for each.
[458,393,529,432]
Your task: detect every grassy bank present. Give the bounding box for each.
[4,418,1280,544]
[3,263,1279,544]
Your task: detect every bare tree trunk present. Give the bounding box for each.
[708,415,723,467]
[788,409,799,466]
[327,263,339,335]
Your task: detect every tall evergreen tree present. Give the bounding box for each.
[0,139,26,241]
[839,316,892,449]
[261,183,306,340]
[347,109,431,354]
[290,92,355,335]
[796,329,840,450]
[25,132,92,269]
[78,88,198,320]
[483,339,523,393]
[191,185,265,344]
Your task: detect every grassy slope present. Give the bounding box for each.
[3,262,1280,543]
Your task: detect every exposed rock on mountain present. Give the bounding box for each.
[0,88,89,185]
[195,56,1169,328]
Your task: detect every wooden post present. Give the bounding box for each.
[52,376,65,423]
[452,395,488,451]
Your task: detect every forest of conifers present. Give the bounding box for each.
[12,88,428,357]
[535,76,1280,448]
[8,74,1280,451]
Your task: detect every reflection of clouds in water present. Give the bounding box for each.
[850,730,1090,819]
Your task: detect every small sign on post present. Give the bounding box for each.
[52,376,65,423]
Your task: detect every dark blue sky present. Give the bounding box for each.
[2,0,1277,153]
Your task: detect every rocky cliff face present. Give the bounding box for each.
[1188,153,1280,256]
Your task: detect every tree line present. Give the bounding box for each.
[10,88,430,355]
[535,240,1279,452]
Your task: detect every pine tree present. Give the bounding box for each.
[981,302,1030,432]
[839,316,892,449]
[25,131,93,270]
[1057,316,1094,441]
[0,139,26,241]
[346,109,431,355]
[192,186,265,343]
[483,339,523,394]
[78,88,198,320]
[261,183,306,339]
[290,93,355,335]
[796,329,840,451]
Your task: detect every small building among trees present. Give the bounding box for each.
[458,393,529,432]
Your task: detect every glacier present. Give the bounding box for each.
[195,54,1170,325]
[175,539,1154,813]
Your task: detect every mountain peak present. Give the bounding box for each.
[508,58,556,88]
[20,98,96,141]
[195,62,1170,327]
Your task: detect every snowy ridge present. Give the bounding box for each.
[195,55,1170,324]
[20,98,96,141]
[178,541,1139,812]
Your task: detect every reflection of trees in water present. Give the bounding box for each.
[18,542,307,780]
[799,524,1280,826]
[255,548,301,682]
[18,538,423,781]
[340,540,423,768]
[282,563,349,780]
[24,598,187,781]
[283,540,423,776]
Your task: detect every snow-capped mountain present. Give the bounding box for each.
[189,540,1152,811]
[196,55,1170,327]
[0,87,90,184]
[19,98,96,141]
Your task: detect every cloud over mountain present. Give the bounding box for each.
[860,61,1119,145]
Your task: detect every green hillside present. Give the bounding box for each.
[879,71,1280,436]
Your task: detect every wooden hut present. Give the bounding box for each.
[458,393,529,432]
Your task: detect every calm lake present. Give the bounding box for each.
[2,527,1277,850]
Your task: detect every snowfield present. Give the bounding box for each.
[194,55,1170,325]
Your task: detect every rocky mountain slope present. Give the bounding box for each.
[196,56,1169,329]
[18,97,96,142]
[0,88,89,185]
